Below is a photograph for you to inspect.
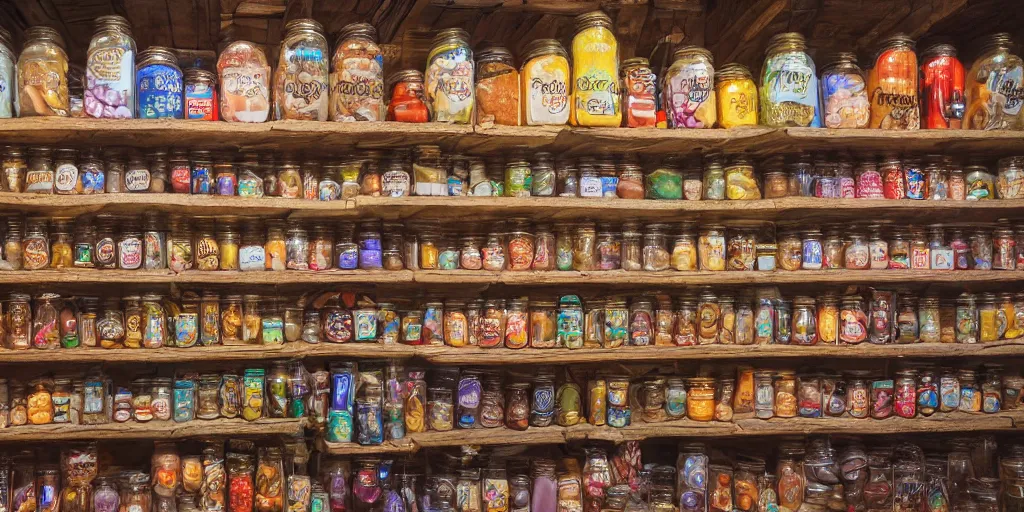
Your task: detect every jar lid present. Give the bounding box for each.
[93,15,132,36]
[765,32,806,55]
[24,26,66,50]
[137,46,178,67]
[520,39,567,63]
[715,63,752,82]
[184,67,216,83]
[431,28,469,48]
[621,57,650,69]
[337,22,378,44]
[920,43,957,60]
[672,45,713,64]
[476,45,514,65]
[574,11,612,32]
[284,18,325,35]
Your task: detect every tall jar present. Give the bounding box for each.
[759,33,821,127]
[520,39,570,126]
[85,15,135,119]
[0,28,14,118]
[217,40,271,123]
[997,156,1024,199]
[868,34,920,130]
[330,23,384,122]
[570,11,619,127]
[819,52,869,128]
[620,57,658,127]
[476,46,520,126]
[715,63,758,128]
[425,29,474,124]
[274,19,329,121]
[965,34,1024,130]
[919,44,965,129]
[136,47,182,119]
[664,46,716,128]
[17,26,70,117]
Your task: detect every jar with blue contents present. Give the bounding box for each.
[136,46,183,119]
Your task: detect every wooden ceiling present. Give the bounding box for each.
[0,0,1021,78]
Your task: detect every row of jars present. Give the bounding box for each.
[6,436,1021,512]
[7,215,1024,274]
[1,287,1019,351]
[5,145,1024,202]
[2,441,324,512]
[4,14,1023,131]
[0,363,323,427]
[316,362,1024,447]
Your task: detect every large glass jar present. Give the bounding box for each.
[620,57,658,127]
[664,46,716,128]
[136,46,183,119]
[476,46,520,126]
[570,11,619,127]
[85,15,135,119]
[218,41,270,122]
[425,28,474,124]
[17,26,70,117]
[519,39,570,126]
[965,34,1024,130]
[868,34,920,130]
[819,52,870,128]
[274,19,329,121]
[919,44,965,129]
[330,23,384,122]
[0,28,13,118]
[760,33,820,127]
[715,63,758,128]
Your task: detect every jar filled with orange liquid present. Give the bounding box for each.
[868,34,920,130]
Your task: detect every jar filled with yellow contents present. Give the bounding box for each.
[687,377,715,421]
[965,33,1024,131]
[978,293,1003,342]
[475,46,520,126]
[520,39,570,126]
[759,33,821,127]
[17,26,70,117]
[425,28,474,124]
[570,11,619,127]
[664,46,716,128]
[221,295,243,344]
[725,156,761,200]
[217,222,239,271]
[242,294,262,344]
[671,226,698,271]
[714,63,758,128]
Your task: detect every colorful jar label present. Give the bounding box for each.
[54,163,78,192]
[277,45,329,121]
[0,54,13,118]
[86,47,134,118]
[176,312,198,347]
[124,168,150,191]
[185,81,217,120]
[763,55,821,127]
[821,71,869,128]
[666,63,714,128]
[426,47,474,123]
[524,56,570,125]
[137,64,183,119]
[220,66,271,123]
[330,53,385,122]
[987,66,1024,116]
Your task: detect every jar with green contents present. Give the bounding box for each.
[646,159,683,199]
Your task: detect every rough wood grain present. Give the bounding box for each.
[0,418,306,442]
[1,338,1020,365]
[320,411,1024,454]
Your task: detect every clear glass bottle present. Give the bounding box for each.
[85,15,136,119]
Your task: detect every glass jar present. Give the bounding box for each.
[726,229,756,271]
[25,147,54,194]
[330,23,384,122]
[845,233,870,269]
[869,377,894,419]
[0,29,13,118]
[619,57,658,128]
[141,294,166,348]
[997,156,1024,199]
[519,39,570,126]
[919,44,965,129]
[725,156,760,199]
[664,46,716,128]
[773,371,798,417]
[136,46,183,119]
[820,52,870,128]
[686,378,715,421]
[671,229,698,271]
[800,230,823,270]
[868,34,920,130]
[791,296,818,345]
[703,157,726,200]
[17,27,70,116]
[856,161,884,198]
[425,29,474,123]
[476,46,520,126]
[183,67,217,120]
[570,12,619,127]
[86,16,135,119]
[715,63,758,127]
[642,225,670,271]
[217,41,271,122]
[965,34,1024,130]
[698,225,726,271]
[386,70,428,123]
[760,33,821,127]
[274,19,329,120]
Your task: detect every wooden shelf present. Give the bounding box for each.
[2,119,1022,156]
[4,269,1022,287]
[0,418,305,442]
[4,340,1022,365]
[320,411,1024,454]
[3,193,1024,223]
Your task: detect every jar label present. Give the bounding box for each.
[988,66,1024,116]
[95,238,116,266]
[118,238,143,269]
[220,65,271,123]
[278,45,329,121]
[86,47,134,118]
[54,163,78,192]
[575,69,617,116]
[84,382,104,414]
[764,55,820,127]
[330,54,385,122]
[579,176,602,197]
[137,64,184,119]
[382,171,409,197]
[666,63,713,128]
[185,81,217,120]
[239,246,266,271]
[176,312,199,347]
[25,170,54,192]
[426,48,474,122]
[355,310,377,341]
[52,396,71,423]
[0,57,12,118]
[524,57,569,124]
[124,168,151,191]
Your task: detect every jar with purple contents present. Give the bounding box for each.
[358,224,382,269]
[335,227,359,270]
[92,476,119,512]
[457,371,482,429]
[85,16,135,119]
[136,46,183,119]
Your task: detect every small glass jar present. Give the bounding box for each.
[773,371,798,418]
[698,225,726,271]
[777,231,802,271]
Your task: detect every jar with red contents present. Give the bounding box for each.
[950,229,971,270]
[617,162,644,199]
[919,44,965,129]
[894,369,917,418]
[228,452,255,512]
[868,34,920,130]
[386,70,429,123]
[881,157,904,199]
[856,160,884,198]
[169,149,191,194]
[506,221,535,271]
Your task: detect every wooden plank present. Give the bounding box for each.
[1,268,1023,287]
[320,411,1024,454]
[1,339,1021,365]
[0,418,305,442]
[704,0,789,65]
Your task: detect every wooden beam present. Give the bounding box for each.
[854,0,968,51]
[613,3,651,58]
[705,0,788,64]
